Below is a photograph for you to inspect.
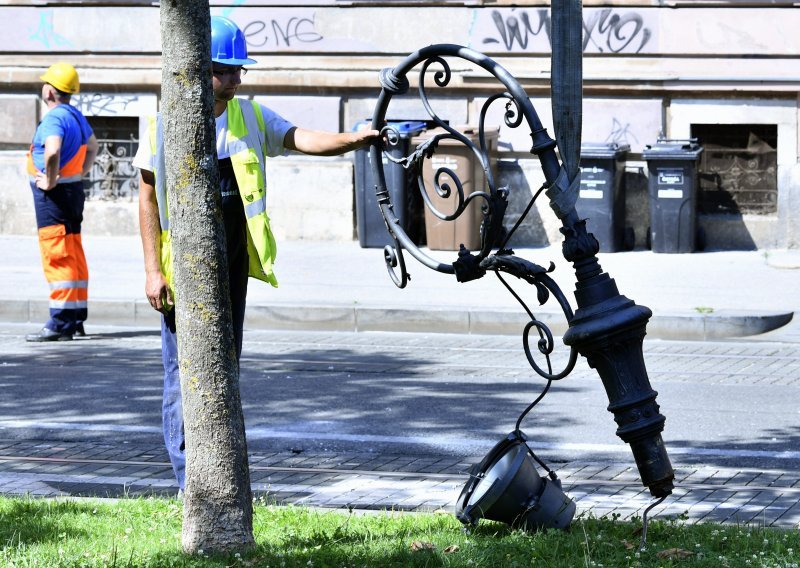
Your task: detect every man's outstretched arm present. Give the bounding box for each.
[283,126,380,157]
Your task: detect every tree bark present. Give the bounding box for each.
[159,0,254,554]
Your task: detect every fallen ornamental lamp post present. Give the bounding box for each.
[368,45,675,534]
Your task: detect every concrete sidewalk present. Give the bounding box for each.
[3,235,799,340]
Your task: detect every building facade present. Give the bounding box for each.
[1,0,798,250]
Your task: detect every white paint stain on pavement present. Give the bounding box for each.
[2,419,800,461]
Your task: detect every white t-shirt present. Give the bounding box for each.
[132,101,294,172]
[215,109,232,160]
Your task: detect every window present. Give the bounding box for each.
[84,117,140,202]
[691,124,778,215]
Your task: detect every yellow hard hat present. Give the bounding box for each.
[40,63,80,94]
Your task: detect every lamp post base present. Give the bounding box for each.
[563,241,675,497]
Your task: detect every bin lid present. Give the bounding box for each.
[390,120,428,138]
[411,124,500,143]
[580,142,630,159]
[643,138,703,160]
[352,119,428,138]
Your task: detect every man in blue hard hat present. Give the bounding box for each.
[134,16,379,491]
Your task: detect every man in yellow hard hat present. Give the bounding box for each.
[25,63,99,342]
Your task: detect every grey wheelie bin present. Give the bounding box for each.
[576,143,631,252]
[353,120,427,248]
[643,139,704,253]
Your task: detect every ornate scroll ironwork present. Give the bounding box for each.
[369,44,675,499]
[84,135,140,202]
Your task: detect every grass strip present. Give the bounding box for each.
[0,495,798,567]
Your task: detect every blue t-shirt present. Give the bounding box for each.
[30,104,93,173]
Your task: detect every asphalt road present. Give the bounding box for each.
[1,322,799,474]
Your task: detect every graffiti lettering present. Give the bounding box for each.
[73,93,139,116]
[584,9,651,54]
[243,16,322,49]
[482,9,550,51]
[482,8,651,54]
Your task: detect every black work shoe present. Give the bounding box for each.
[75,322,86,337]
[25,328,73,342]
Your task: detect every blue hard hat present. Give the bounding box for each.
[211,16,256,66]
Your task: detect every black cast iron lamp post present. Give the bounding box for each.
[367,44,675,531]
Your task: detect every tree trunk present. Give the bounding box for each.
[159,0,254,554]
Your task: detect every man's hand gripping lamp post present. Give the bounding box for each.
[368,44,675,532]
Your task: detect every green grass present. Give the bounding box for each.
[0,495,798,567]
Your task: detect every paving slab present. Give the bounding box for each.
[1,440,799,528]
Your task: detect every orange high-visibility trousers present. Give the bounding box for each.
[30,180,88,333]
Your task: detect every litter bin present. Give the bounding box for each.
[353,120,427,248]
[576,142,631,253]
[412,126,499,251]
[643,138,704,253]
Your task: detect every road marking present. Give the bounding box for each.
[2,419,800,461]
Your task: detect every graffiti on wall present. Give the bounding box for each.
[482,9,550,51]
[582,99,663,153]
[242,14,323,48]
[2,5,790,57]
[73,93,141,116]
[584,9,652,54]
[28,10,72,50]
[476,8,654,54]
[605,118,641,147]
[481,98,660,154]
[18,7,327,53]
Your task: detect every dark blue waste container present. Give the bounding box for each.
[353,120,427,248]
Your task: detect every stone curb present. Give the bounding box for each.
[1,298,793,341]
[766,250,800,270]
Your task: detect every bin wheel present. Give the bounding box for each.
[623,227,635,251]
[696,226,707,252]
[645,226,652,250]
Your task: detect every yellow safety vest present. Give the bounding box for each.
[148,98,279,292]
